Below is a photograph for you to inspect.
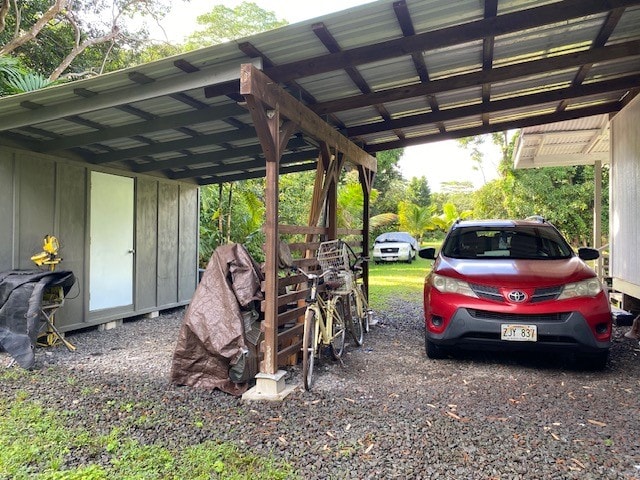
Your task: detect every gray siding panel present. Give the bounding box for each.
[55,163,87,330]
[178,185,198,302]
[136,178,158,310]
[157,182,179,306]
[0,153,14,271]
[611,95,640,290]
[17,154,55,269]
[0,146,198,331]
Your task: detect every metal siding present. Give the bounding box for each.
[178,185,198,302]
[55,163,87,330]
[135,178,159,310]
[157,182,179,306]
[0,152,14,271]
[16,154,55,269]
[611,95,640,289]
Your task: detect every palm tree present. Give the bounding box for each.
[398,202,434,244]
[429,202,473,233]
[1,55,53,96]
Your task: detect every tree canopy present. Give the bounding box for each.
[0,0,180,84]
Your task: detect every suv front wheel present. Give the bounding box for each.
[425,332,448,359]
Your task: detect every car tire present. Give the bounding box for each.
[425,334,447,359]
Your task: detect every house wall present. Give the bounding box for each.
[0,146,198,332]
[610,94,640,306]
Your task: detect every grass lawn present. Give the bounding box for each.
[367,254,434,310]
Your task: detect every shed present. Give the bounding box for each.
[1,0,639,397]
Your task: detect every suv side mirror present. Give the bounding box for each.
[578,247,599,261]
[419,247,436,260]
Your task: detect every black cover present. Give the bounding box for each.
[0,270,75,369]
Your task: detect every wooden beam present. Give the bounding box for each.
[88,127,257,164]
[313,40,640,115]
[38,103,246,152]
[196,161,317,185]
[165,146,314,179]
[264,0,640,84]
[392,0,444,133]
[239,64,376,173]
[345,74,640,137]
[365,102,621,152]
[0,58,262,132]
[131,140,292,174]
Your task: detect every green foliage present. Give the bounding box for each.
[370,149,405,216]
[406,176,431,206]
[469,129,608,245]
[397,201,434,242]
[199,180,266,266]
[0,0,179,81]
[458,136,487,183]
[429,202,473,232]
[186,1,287,49]
[0,55,53,95]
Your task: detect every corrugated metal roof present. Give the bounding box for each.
[0,0,638,184]
[514,113,610,168]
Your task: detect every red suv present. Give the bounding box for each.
[419,218,612,368]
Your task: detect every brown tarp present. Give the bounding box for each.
[170,243,263,396]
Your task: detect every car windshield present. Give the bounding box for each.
[441,226,574,260]
[375,232,417,248]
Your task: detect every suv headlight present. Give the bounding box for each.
[557,278,603,299]
[431,274,478,298]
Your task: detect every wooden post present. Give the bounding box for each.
[359,165,374,297]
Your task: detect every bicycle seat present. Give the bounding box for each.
[325,280,343,290]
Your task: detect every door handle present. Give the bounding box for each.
[128,249,135,254]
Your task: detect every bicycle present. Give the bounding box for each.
[317,240,365,346]
[343,242,374,334]
[295,266,346,391]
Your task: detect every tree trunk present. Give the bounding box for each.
[226,183,233,244]
[0,0,69,55]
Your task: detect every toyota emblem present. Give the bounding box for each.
[507,290,527,303]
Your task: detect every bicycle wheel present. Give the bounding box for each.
[302,308,317,390]
[347,291,364,346]
[356,284,370,333]
[330,296,346,359]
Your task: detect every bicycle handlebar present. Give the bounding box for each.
[291,265,337,282]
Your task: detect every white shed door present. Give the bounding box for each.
[90,172,134,311]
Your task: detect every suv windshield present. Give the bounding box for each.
[441,226,574,260]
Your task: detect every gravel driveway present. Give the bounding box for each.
[2,299,640,479]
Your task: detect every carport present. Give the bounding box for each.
[1,0,639,398]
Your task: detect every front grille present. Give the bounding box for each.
[470,283,504,302]
[530,286,563,303]
[467,309,570,323]
[381,247,399,254]
[469,284,564,304]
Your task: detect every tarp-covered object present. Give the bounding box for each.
[0,270,75,369]
[171,243,264,396]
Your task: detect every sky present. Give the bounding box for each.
[153,0,501,192]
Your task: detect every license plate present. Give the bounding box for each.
[501,324,537,342]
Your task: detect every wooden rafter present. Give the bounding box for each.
[556,6,627,112]
[263,0,640,84]
[481,0,498,126]
[346,74,640,138]
[312,40,640,115]
[366,102,621,153]
[393,0,445,134]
